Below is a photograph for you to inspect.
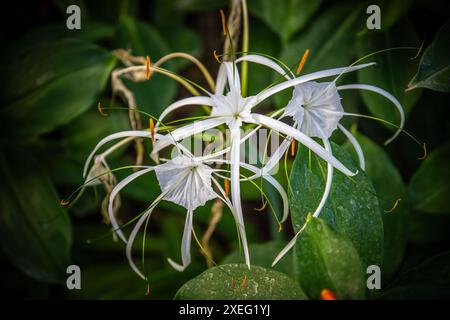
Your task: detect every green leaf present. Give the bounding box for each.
[114,17,177,116]
[290,142,384,269]
[345,133,408,282]
[174,264,307,300]
[0,148,72,283]
[408,20,450,92]
[294,217,365,299]
[4,21,114,52]
[222,241,294,276]
[248,0,322,43]
[276,3,365,107]
[381,251,450,299]
[408,144,450,214]
[357,20,421,125]
[0,39,116,137]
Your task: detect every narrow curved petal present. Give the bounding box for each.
[255,63,375,106]
[223,62,241,93]
[312,138,333,217]
[230,127,250,269]
[126,206,155,280]
[338,124,365,170]
[84,130,159,177]
[151,118,226,158]
[337,84,404,144]
[252,114,357,176]
[261,138,291,176]
[236,55,292,79]
[273,139,334,266]
[199,108,286,162]
[215,63,227,96]
[126,193,165,280]
[240,163,289,223]
[109,167,155,243]
[168,209,193,272]
[155,96,215,133]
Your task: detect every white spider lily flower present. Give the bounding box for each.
[147,57,375,271]
[84,128,255,277]
[270,79,405,267]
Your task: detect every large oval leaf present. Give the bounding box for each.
[248,0,322,43]
[408,20,450,92]
[357,20,421,126]
[175,264,307,300]
[0,39,116,137]
[408,144,450,214]
[289,142,384,269]
[0,148,72,283]
[345,133,408,282]
[294,217,365,299]
[222,241,293,276]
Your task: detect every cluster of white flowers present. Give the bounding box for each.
[83,52,404,280]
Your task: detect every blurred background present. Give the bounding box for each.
[0,0,449,299]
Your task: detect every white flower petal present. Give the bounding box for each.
[109,167,155,243]
[338,124,365,170]
[252,114,357,176]
[230,127,250,269]
[151,118,226,158]
[284,81,344,138]
[154,96,215,133]
[236,54,292,79]
[155,155,216,210]
[168,209,193,272]
[256,63,375,106]
[223,62,241,93]
[312,138,333,217]
[126,194,165,280]
[83,130,159,177]
[215,63,227,96]
[337,84,404,144]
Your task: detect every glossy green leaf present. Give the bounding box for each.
[248,0,321,43]
[294,217,365,299]
[0,39,116,137]
[345,133,408,282]
[114,17,177,116]
[276,3,365,107]
[357,20,421,126]
[290,142,384,269]
[175,264,307,300]
[408,20,450,92]
[222,241,293,276]
[381,251,450,299]
[4,21,114,53]
[408,144,450,214]
[0,148,72,283]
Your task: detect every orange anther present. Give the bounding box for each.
[296,49,310,75]
[60,199,70,206]
[278,223,282,233]
[97,102,107,116]
[384,198,402,213]
[145,56,151,80]
[219,10,227,36]
[241,274,247,289]
[150,118,155,142]
[291,139,296,157]
[224,179,230,196]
